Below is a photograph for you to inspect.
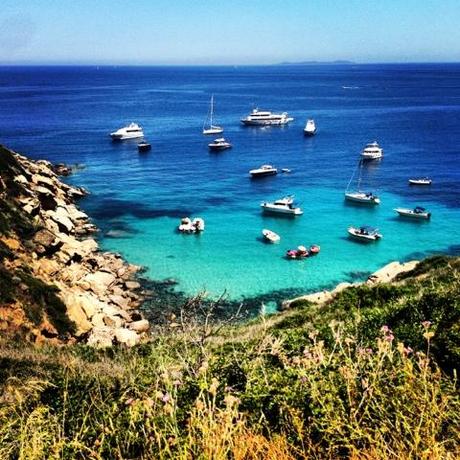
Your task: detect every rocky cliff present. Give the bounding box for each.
[0,145,149,347]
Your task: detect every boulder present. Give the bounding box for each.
[14,174,29,185]
[114,328,140,347]
[91,313,106,328]
[47,207,74,234]
[129,319,149,333]
[83,271,116,296]
[103,315,124,329]
[63,294,93,336]
[32,174,56,190]
[87,326,114,348]
[108,294,130,309]
[125,280,141,290]
[33,228,61,253]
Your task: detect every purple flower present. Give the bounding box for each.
[421,320,432,329]
[162,393,171,403]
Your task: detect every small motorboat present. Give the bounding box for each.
[261,195,303,216]
[208,138,232,151]
[345,191,380,205]
[286,245,320,259]
[178,217,205,233]
[394,206,431,220]
[409,178,432,186]
[348,226,382,242]
[138,141,152,152]
[110,122,144,140]
[304,119,317,136]
[249,164,278,177]
[281,168,291,173]
[262,229,280,243]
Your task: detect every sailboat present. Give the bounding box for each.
[345,159,381,205]
[203,95,224,135]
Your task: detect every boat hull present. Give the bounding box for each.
[409,180,432,186]
[304,129,316,136]
[250,171,277,177]
[395,209,431,219]
[111,132,144,140]
[138,144,152,152]
[261,205,302,216]
[241,118,293,126]
[345,193,380,205]
[348,229,381,242]
[209,144,231,151]
[203,128,224,135]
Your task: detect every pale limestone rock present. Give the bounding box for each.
[129,319,149,333]
[125,280,141,290]
[109,294,130,309]
[103,315,124,328]
[83,271,116,295]
[14,174,29,185]
[91,313,106,328]
[114,328,140,347]
[87,326,114,348]
[64,296,92,336]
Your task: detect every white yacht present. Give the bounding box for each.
[249,164,278,177]
[203,95,223,135]
[110,123,144,140]
[409,178,432,186]
[208,138,232,151]
[361,142,383,161]
[394,206,431,220]
[304,119,317,136]
[345,191,380,205]
[241,109,293,126]
[261,196,303,216]
[348,226,382,242]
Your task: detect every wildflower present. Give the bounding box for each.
[300,376,307,384]
[209,377,219,396]
[162,392,171,403]
[423,331,435,340]
[173,379,182,387]
[380,325,391,334]
[385,333,394,343]
[125,397,134,406]
[344,337,354,346]
[421,320,432,329]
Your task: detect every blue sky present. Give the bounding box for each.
[0,0,459,64]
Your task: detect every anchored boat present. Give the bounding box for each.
[304,119,317,136]
[262,229,280,243]
[409,178,432,186]
[110,122,144,140]
[203,95,224,135]
[394,206,431,220]
[345,159,381,205]
[348,226,382,242]
[249,164,278,178]
[241,109,293,126]
[261,195,303,216]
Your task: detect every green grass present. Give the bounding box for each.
[0,256,459,459]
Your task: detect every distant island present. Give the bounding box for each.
[277,60,355,66]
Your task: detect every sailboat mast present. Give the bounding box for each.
[210,95,214,127]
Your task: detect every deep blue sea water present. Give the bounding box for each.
[1,64,459,308]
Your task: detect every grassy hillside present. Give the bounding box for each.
[1,256,459,459]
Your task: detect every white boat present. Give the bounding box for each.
[178,217,205,233]
[261,196,303,216]
[345,159,381,205]
[348,226,382,242]
[409,178,432,186]
[345,191,380,205]
[110,123,144,140]
[203,95,223,135]
[361,141,383,161]
[262,229,280,243]
[304,119,317,136]
[241,109,293,126]
[394,206,431,220]
[249,164,278,177]
[208,137,232,151]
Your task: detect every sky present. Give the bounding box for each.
[0,0,459,65]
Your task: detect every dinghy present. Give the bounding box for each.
[262,229,280,243]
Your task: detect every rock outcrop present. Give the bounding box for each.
[0,144,149,347]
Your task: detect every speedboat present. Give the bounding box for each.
[348,226,382,242]
[138,141,151,152]
[345,191,380,205]
[208,138,232,151]
[110,123,144,140]
[409,178,432,186]
[178,217,205,233]
[304,119,317,136]
[394,206,431,220]
[262,229,280,243]
[261,195,303,216]
[281,168,291,173]
[241,109,293,126]
[249,164,278,177]
[286,245,320,259]
[360,142,383,161]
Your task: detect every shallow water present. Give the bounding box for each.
[1,64,459,304]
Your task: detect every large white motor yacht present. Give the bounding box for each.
[241,109,294,126]
[360,141,383,161]
[261,196,303,216]
[110,123,144,140]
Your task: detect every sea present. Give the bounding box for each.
[1,64,459,313]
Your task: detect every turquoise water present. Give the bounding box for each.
[1,64,459,306]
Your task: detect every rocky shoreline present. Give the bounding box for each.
[282,260,419,309]
[0,146,149,347]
